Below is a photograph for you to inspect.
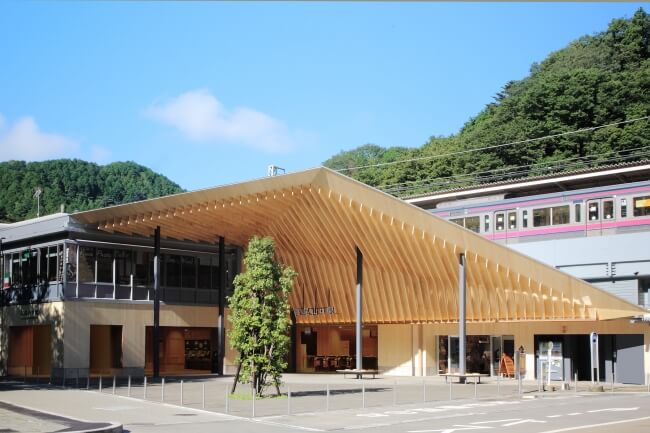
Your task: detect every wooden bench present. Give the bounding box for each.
[440,373,489,384]
[336,369,381,379]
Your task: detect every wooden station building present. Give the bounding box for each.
[0,167,648,382]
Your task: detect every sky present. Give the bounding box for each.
[0,2,648,191]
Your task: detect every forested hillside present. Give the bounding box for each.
[324,8,650,197]
[0,160,184,222]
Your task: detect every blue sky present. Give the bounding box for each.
[0,2,647,190]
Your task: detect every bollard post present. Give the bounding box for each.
[161,378,165,402]
[202,382,205,409]
[647,374,650,393]
[287,384,291,415]
[497,373,500,395]
[99,375,103,393]
[62,368,66,388]
[474,379,478,399]
[128,376,131,397]
[252,386,256,418]
[144,376,148,400]
[362,381,366,408]
[393,380,397,406]
[575,372,578,394]
[611,372,614,393]
[113,376,116,395]
[326,383,330,412]
[449,380,452,400]
[422,379,426,403]
[86,375,90,390]
[181,380,184,406]
[225,384,229,414]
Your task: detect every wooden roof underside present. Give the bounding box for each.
[74,167,646,324]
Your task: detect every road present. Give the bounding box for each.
[1,386,650,433]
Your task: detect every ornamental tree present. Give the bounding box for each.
[228,236,296,397]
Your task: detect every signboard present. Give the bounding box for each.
[590,331,599,383]
[294,306,337,316]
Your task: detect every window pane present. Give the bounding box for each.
[551,205,570,225]
[621,199,628,218]
[574,203,582,223]
[450,218,464,227]
[134,251,151,286]
[166,255,181,287]
[39,247,47,283]
[522,210,528,228]
[115,250,133,285]
[634,196,650,217]
[533,208,551,227]
[66,244,77,283]
[495,213,505,231]
[182,256,196,289]
[197,256,212,289]
[588,202,599,220]
[601,200,614,220]
[465,216,480,233]
[79,247,95,283]
[96,248,113,284]
[507,211,517,229]
[24,250,38,286]
[484,215,490,232]
[48,246,59,282]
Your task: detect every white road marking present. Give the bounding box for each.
[470,419,521,425]
[567,412,582,416]
[587,407,638,413]
[502,419,546,426]
[547,415,562,418]
[408,424,492,433]
[538,416,650,433]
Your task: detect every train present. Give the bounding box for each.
[428,179,650,243]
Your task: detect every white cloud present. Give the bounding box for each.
[0,115,80,161]
[145,89,295,153]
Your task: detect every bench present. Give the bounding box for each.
[440,373,489,384]
[336,369,382,379]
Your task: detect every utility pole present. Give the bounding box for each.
[34,187,43,218]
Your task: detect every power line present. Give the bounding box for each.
[378,144,650,191]
[335,115,650,173]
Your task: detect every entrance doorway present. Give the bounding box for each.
[145,326,216,374]
[89,325,123,375]
[296,325,378,372]
[8,325,52,377]
[438,335,493,375]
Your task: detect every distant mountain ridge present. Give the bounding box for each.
[0,159,184,223]
[324,8,650,197]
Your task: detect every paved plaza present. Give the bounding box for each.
[2,374,650,432]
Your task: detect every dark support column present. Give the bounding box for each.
[458,253,466,376]
[217,236,226,376]
[356,246,363,372]
[153,226,161,379]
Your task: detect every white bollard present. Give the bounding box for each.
[287,384,291,415]
[181,380,184,405]
[449,380,452,400]
[474,379,478,399]
[575,372,578,394]
[99,375,102,392]
[143,376,147,400]
[112,376,116,395]
[161,378,165,402]
[497,373,500,395]
[362,381,366,408]
[128,376,131,397]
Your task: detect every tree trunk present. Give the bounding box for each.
[231,360,242,394]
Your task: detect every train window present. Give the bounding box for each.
[533,208,551,227]
[574,203,582,223]
[633,196,650,217]
[621,199,628,218]
[588,202,599,221]
[450,218,464,227]
[522,210,528,228]
[508,211,517,229]
[495,213,505,231]
[484,215,490,232]
[551,205,570,225]
[603,200,614,220]
[465,216,480,233]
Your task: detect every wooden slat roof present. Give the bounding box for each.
[74,167,646,324]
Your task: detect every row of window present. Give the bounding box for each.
[449,195,650,233]
[3,243,233,291]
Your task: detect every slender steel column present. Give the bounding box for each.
[217,236,226,376]
[356,246,363,371]
[458,253,466,376]
[153,226,161,378]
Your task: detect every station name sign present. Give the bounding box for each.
[294,306,337,316]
